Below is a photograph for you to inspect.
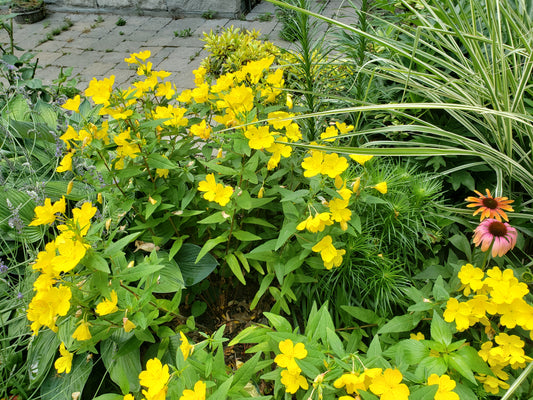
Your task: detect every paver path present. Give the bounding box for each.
[1,0,359,92]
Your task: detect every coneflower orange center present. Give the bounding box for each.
[488,220,507,237]
[482,197,498,209]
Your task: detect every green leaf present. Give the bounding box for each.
[150,257,185,293]
[228,353,262,395]
[195,232,228,263]
[263,312,292,333]
[169,237,184,259]
[84,251,110,273]
[104,232,142,257]
[367,335,382,359]
[414,356,448,380]
[40,355,93,400]
[100,336,141,393]
[326,327,345,358]
[146,153,177,169]
[448,233,472,260]
[378,314,420,334]
[33,100,58,129]
[201,160,238,175]
[430,311,452,347]
[117,263,165,282]
[28,330,59,388]
[250,273,275,310]
[279,189,309,203]
[453,383,478,400]
[198,212,229,224]
[432,275,449,302]
[448,353,477,384]
[341,305,383,325]
[233,230,262,241]
[275,219,297,250]
[209,376,234,400]
[176,243,219,286]
[409,385,438,400]
[390,339,429,365]
[226,253,246,285]
[454,346,492,375]
[242,217,276,229]
[235,190,253,210]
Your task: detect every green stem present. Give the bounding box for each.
[501,362,533,400]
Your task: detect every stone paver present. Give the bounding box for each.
[0,0,359,91]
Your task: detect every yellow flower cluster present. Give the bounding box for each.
[444,264,532,332]
[27,199,96,336]
[445,264,533,393]
[198,173,234,207]
[274,339,309,394]
[334,368,410,400]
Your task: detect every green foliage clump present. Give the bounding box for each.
[200,25,280,78]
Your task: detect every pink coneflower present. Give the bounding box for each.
[473,219,517,257]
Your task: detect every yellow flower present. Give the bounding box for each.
[286,93,293,109]
[427,374,459,400]
[274,339,307,372]
[139,358,170,397]
[180,331,193,360]
[62,95,81,112]
[193,66,207,86]
[334,372,366,394]
[244,125,275,150]
[85,76,115,106]
[242,56,275,84]
[190,120,212,140]
[373,181,387,194]
[335,121,354,134]
[191,83,210,103]
[296,213,333,233]
[280,368,309,394]
[72,320,92,341]
[410,332,425,340]
[328,198,351,231]
[312,235,339,265]
[123,394,134,400]
[95,290,119,316]
[266,141,292,170]
[323,248,345,270]
[321,153,348,178]
[197,174,234,206]
[180,380,206,400]
[350,154,373,165]
[320,126,338,142]
[29,197,66,226]
[220,84,254,114]
[301,150,325,178]
[57,151,74,173]
[476,374,510,395]
[125,50,151,63]
[267,111,294,130]
[369,368,410,400]
[123,317,136,333]
[458,263,485,295]
[443,298,473,331]
[54,342,73,374]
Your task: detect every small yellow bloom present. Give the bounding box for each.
[180,380,206,400]
[57,151,74,173]
[72,320,92,341]
[350,154,373,165]
[62,95,81,112]
[373,181,387,194]
[67,180,74,195]
[54,342,73,374]
[139,358,170,396]
[274,339,308,372]
[410,332,425,340]
[180,331,193,360]
[95,290,119,316]
[123,317,136,333]
[258,186,265,199]
[280,368,309,394]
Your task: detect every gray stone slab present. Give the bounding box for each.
[193,18,229,35]
[33,50,64,66]
[80,61,117,77]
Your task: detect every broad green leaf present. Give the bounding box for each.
[177,243,219,286]
[117,263,165,282]
[33,100,58,129]
[101,336,141,393]
[149,257,185,293]
[389,339,429,365]
[455,346,492,375]
[235,190,253,210]
[250,273,275,310]
[40,355,93,400]
[209,376,234,400]
[448,353,477,384]
[448,233,472,260]
[430,311,452,347]
[367,335,382,359]
[326,327,345,358]
[28,329,59,388]
[228,353,262,395]
[242,217,276,229]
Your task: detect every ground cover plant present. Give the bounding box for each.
[1,0,533,399]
